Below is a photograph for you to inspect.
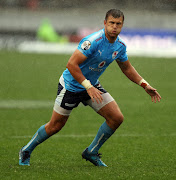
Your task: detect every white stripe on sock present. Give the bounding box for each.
[23,132,38,151]
[90,133,104,153]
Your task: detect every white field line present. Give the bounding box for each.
[4,133,176,139]
[0,100,87,109]
[0,99,156,109]
[1,100,176,138]
[0,100,54,109]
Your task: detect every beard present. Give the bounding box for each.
[107,31,118,40]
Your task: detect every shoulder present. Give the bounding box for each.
[80,29,104,48]
[117,36,127,49]
[78,29,104,54]
[85,29,104,43]
[116,36,128,62]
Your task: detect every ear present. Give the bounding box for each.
[104,19,106,26]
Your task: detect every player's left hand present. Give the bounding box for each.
[145,85,161,103]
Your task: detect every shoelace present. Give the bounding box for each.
[93,153,104,164]
[97,153,102,158]
[91,153,102,160]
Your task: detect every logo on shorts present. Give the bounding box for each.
[81,40,91,50]
[112,51,118,59]
[65,103,76,107]
[98,61,106,68]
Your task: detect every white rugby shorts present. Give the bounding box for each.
[53,82,114,116]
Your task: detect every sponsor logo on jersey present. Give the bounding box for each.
[89,66,104,72]
[98,61,106,68]
[89,61,106,72]
[112,51,118,59]
[81,40,91,50]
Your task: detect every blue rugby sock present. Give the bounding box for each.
[22,124,49,153]
[87,121,115,154]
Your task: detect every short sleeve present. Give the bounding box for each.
[77,38,96,57]
[117,46,128,62]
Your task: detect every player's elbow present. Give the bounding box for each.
[66,61,74,71]
[66,61,81,75]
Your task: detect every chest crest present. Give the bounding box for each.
[112,51,119,59]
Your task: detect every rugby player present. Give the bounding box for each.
[19,9,161,167]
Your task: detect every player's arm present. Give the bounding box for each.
[116,60,161,103]
[66,49,103,103]
[66,49,87,84]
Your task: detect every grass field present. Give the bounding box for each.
[0,51,176,180]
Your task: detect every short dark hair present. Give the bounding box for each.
[105,9,124,22]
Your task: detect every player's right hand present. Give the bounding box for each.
[87,86,103,104]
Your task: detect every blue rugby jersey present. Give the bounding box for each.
[62,29,128,92]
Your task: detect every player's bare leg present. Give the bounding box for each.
[98,101,124,130]
[45,111,69,136]
[19,111,69,166]
[82,100,123,167]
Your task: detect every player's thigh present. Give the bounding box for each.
[97,100,124,123]
[51,82,80,123]
[86,92,114,112]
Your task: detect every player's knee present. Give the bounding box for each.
[106,113,124,129]
[46,118,67,135]
[114,113,124,125]
[109,113,124,128]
